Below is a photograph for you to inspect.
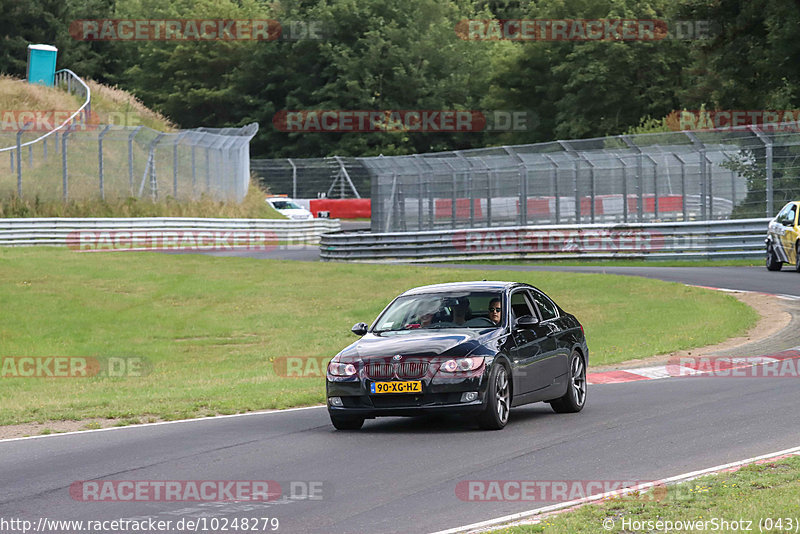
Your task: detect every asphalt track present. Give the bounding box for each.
[2,250,799,534]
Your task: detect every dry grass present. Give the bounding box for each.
[84,79,176,131]
[0,182,282,218]
[0,75,174,133]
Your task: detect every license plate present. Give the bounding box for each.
[370,381,422,394]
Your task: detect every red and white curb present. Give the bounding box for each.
[588,347,800,384]
[430,446,800,534]
[589,285,799,385]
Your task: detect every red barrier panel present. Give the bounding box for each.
[435,199,483,219]
[308,199,371,218]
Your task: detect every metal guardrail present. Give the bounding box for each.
[320,219,771,262]
[0,217,340,246]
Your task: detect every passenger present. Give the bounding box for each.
[452,298,470,325]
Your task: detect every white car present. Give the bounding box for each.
[265,197,314,220]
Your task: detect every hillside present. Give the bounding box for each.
[0,75,279,218]
[0,74,175,132]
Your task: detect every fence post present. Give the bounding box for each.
[128,126,142,195]
[543,154,559,224]
[191,144,197,197]
[62,126,72,201]
[172,131,187,198]
[673,153,688,221]
[288,158,297,199]
[621,136,643,222]
[749,126,773,217]
[16,122,33,197]
[98,124,112,200]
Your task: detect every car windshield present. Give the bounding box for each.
[271,200,302,210]
[373,291,503,331]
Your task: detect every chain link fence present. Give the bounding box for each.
[0,123,258,203]
[252,123,800,232]
[365,126,800,232]
[250,156,369,199]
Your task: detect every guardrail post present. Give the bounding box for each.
[98,124,111,200]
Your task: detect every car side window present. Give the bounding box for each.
[510,291,534,321]
[529,290,558,321]
[778,204,796,226]
[788,205,798,226]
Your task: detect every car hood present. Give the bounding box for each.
[337,328,501,361]
[278,209,313,219]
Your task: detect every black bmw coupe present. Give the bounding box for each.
[326,281,588,430]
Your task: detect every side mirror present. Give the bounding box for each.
[515,315,539,329]
[351,322,369,336]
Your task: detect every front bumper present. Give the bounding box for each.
[326,374,488,418]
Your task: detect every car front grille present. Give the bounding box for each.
[365,361,429,379]
[366,363,394,379]
[396,361,427,378]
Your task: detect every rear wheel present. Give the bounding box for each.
[477,362,510,430]
[766,243,782,271]
[550,351,587,413]
[329,413,364,430]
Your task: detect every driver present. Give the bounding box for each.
[488,298,502,325]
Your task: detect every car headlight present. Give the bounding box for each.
[440,357,484,373]
[328,362,357,377]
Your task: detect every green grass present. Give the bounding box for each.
[0,248,757,426]
[491,456,800,533]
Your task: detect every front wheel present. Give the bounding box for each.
[550,351,587,413]
[477,362,511,430]
[766,243,782,271]
[329,413,364,430]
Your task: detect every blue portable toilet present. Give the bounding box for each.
[27,44,58,86]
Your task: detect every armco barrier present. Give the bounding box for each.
[308,198,371,219]
[319,219,770,262]
[0,218,340,247]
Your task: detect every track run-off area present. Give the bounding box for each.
[2,255,799,534]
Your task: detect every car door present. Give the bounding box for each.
[783,203,799,264]
[529,289,570,386]
[508,289,553,395]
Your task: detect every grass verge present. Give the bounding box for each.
[490,455,800,533]
[0,184,284,218]
[0,248,757,426]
